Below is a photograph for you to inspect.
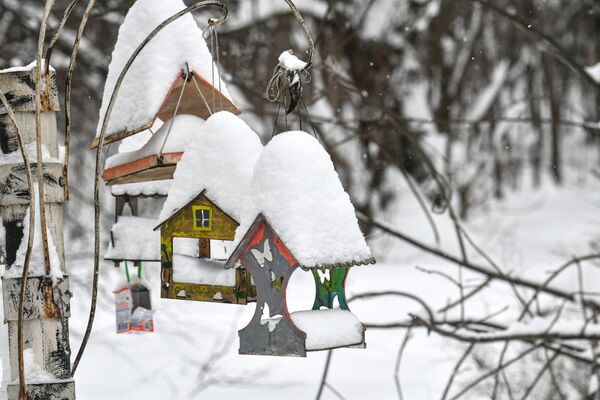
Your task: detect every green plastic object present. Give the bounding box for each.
[311,267,349,310]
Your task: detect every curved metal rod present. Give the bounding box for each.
[63,0,97,200]
[70,0,228,376]
[45,0,81,74]
[281,0,315,67]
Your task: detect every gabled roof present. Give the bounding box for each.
[93,0,238,148]
[153,190,237,231]
[157,111,263,224]
[232,131,375,269]
[154,190,206,230]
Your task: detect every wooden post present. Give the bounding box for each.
[0,66,76,399]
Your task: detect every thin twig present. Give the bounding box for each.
[462,0,600,90]
[359,212,600,313]
[315,350,333,400]
[63,0,97,201]
[440,343,475,400]
[448,345,541,400]
[518,350,560,400]
[45,0,80,73]
[394,327,413,400]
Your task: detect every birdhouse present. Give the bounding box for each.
[92,0,239,184]
[154,112,263,304]
[105,179,171,268]
[225,131,375,357]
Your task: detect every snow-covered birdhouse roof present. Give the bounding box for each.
[156,111,263,228]
[92,0,239,148]
[103,114,205,184]
[233,131,374,269]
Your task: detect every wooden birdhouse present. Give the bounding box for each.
[154,111,263,304]
[92,0,239,185]
[225,131,375,357]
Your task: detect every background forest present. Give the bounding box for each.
[0,0,599,399]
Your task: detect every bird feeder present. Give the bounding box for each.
[154,112,263,304]
[225,131,375,357]
[113,262,154,334]
[92,0,239,185]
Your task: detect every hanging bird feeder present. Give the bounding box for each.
[225,131,375,357]
[154,111,262,304]
[92,0,238,185]
[113,262,154,334]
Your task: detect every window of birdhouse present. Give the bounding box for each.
[192,205,212,231]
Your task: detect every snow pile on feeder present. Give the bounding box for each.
[105,216,161,262]
[105,114,205,169]
[94,0,237,146]
[158,111,263,224]
[235,131,373,268]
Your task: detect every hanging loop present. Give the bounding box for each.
[281,0,315,68]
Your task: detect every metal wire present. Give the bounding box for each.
[158,70,188,156]
[191,73,213,115]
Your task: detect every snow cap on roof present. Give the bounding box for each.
[105,114,205,169]
[96,0,231,139]
[235,131,374,268]
[158,111,263,224]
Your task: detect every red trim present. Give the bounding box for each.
[103,152,183,181]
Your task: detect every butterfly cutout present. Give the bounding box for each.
[260,303,283,332]
[251,239,273,267]
[317,269,331,283]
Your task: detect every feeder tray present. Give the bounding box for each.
[103,152,182,185]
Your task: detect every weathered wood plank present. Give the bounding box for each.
[7,380,76,400]
[0,68,59,114]
[0,162,65,206]
[2,276,70,321]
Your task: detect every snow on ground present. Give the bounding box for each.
[59,168,599,399]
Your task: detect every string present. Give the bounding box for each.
[191,73,213,115]
[214,24,223,111]
[271,102,281,138]
[158,67,188,156]
[300,96,318,138]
